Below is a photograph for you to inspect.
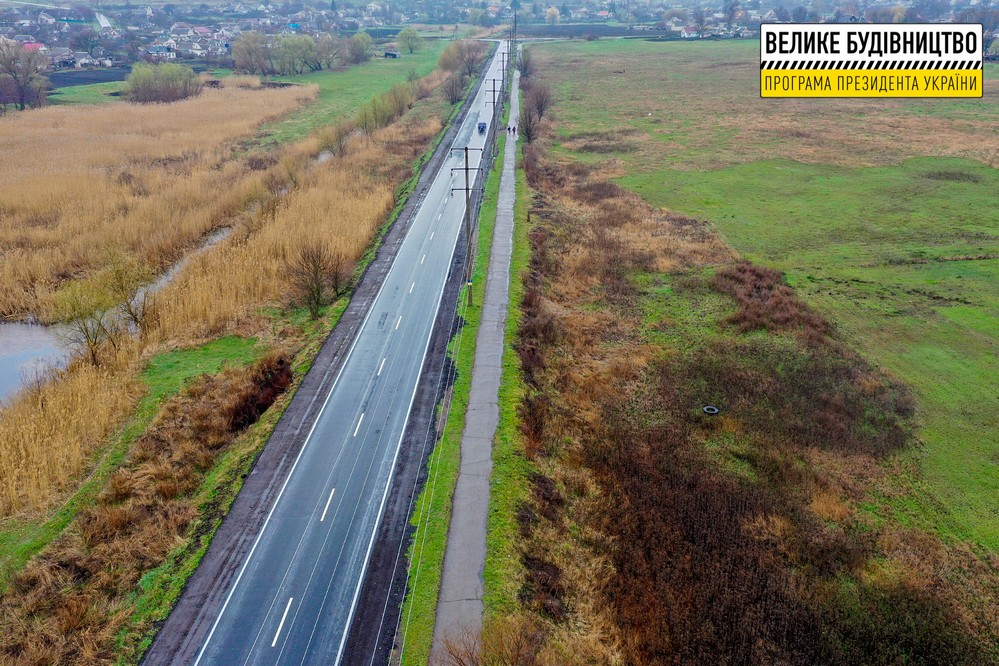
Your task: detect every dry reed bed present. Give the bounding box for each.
[0,85,317,321]
[150,117,442,343]
[0,77,445,517]
[0,356,143,516]
[0,354,291,665]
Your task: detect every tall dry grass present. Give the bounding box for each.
[0,67,449,518]
[0,85,316,321]
[150,116,442,342]
[504,97,994,663]
[0,355,143,515]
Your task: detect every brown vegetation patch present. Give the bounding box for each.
[924,170,983,183]
[0,354,290,665]
[0,85,317,322]
[0,66,450,519]
[488,76,993,664]
[562,129,639,154]
[712,261,833,341]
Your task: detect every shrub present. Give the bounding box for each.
[346,31,373,64]
[125,62,202,103]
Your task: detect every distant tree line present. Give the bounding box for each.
[232,31,384,76]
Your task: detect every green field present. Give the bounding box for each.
[261,41,446,144]
[47,80,126,105]
[534,39,999,551]
[44,41,445,137]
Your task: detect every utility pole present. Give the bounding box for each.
[451,147,483,306]
[486,78,504,156]
[487,78,501,110]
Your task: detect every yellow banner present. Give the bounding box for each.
[760,69,983,98]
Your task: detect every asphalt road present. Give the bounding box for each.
[191,43,509,666]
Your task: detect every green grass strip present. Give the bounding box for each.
[483,158,533,617]
[0,336,262,591]
[397,125,508,665]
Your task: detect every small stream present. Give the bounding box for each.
[0,227,233,406]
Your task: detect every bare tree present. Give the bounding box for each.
[442,73,467,104]
[517,48,535,79]
[317,33,343,69]
[519,109,539,143]
[692,7,707,32]
[285,244,350,319]
[232,31,272,74]
[724,0,741,26]
[455,40,485,78]
[319,118,354,158]
[525,82,553,121]
[104,250,155,337]
[70,29,102,57]
[0,40,48,110]
[59,285,123,367]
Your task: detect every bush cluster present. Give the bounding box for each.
[125,62,202,103]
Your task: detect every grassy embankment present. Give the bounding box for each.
[263,41,447,145]
[482,161,533,618]
[537,38,999,551]
[0,41,487,664]
[464,39,996,663]
[397,88,510,666]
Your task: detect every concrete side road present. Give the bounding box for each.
[431,64,521,656]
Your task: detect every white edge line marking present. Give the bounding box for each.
[334,184,466,666]
[377,357,386,376]
[192,166,397,664]
[320,488,336,522]
[409,282,415,294]
[395,315,402,330]
[271,597,293,647]
[194,46,503,666]
[353,413,365,437]
[334,44,507,666]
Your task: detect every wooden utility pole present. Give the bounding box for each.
[451,147,483,306]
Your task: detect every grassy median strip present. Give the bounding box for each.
[481,162,532,618]
[398,127,507,666]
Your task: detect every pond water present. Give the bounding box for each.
[0,322,70,405]
[0,227,233,406]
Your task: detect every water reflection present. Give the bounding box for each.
[0,322,70,404]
